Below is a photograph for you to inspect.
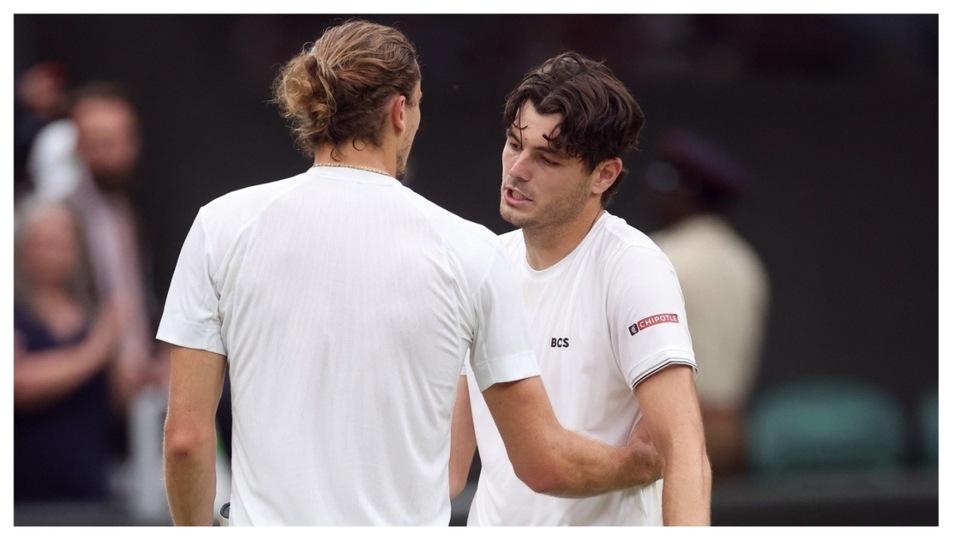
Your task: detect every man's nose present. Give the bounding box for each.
[507,152,531,182]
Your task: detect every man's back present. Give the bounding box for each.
[159,166,529,524]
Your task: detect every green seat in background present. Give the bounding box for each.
[747,378,908,475]
[918,387,938,469]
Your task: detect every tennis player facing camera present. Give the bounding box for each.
[452,52,712,526]
[159,20,661,526]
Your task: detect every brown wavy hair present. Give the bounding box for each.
[272,20,421,159]
[503,52,645,207]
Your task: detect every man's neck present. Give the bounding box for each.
[314,144,396,178]
[522,207,605,271]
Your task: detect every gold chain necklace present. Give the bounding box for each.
[313,162,392,178]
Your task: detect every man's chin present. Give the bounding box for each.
[499,204,528,228]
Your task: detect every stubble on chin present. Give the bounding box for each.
[500,200,531,229]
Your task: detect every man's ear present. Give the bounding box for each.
[592,158,623,196]
[389,94,407,133]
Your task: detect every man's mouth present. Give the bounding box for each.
[504,186,531,204]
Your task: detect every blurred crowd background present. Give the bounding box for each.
[11,13,939,526]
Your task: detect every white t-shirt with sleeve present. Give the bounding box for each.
[466,212,696,525]
[157,166,539,525]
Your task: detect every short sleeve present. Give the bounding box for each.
[467,245,540,392]
[608,246,697,388]
[156,210,227,355]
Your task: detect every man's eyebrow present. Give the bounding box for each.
[506,125,568,158]
[529,137,565,156]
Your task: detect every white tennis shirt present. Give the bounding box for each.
[466,212,697,525]
[157,166,539,525]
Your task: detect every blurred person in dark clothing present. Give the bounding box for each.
[646,128,770,477]
[13,199,122,501]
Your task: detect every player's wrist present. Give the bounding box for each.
[628,445,663,486]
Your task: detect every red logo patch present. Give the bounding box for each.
[628,313,679,335]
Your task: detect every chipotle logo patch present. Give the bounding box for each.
[628,313,679,335]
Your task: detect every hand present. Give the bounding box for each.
[628,416,663,485]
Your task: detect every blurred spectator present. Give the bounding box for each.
[65,82,175,519]
[13,199,122,502]
[646,128,770,477]
[14,61,72,200]
[66,81,169,405]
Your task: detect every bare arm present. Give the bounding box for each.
[13,305,119,411]
[634,364,711,525]
[483,375,661,497]
[163,345,226,526]
[450,375,478,499]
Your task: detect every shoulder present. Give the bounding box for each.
[596,213,673,267]
[202,173,305,215]
[587,215,684,301]
[401,191,502,250]
[195,172,310,238]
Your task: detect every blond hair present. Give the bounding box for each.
[273,19,421,159]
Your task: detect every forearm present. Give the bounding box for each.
[163,346,227,526]
[661,446,712,525]
[164,424,218,525]
[14,343,111,410]
[536,429,660,498]
[633,365,712,525]
[485,377,660,498]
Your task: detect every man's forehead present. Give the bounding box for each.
[515,101,562,130]
[509,122,565,155]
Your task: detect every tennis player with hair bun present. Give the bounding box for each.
[159,20,661,526]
